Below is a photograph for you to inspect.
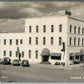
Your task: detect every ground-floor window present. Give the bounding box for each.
[9,51,12,57]
[29,50,31,58]
[75,56,79,59]
[4,51,6,56]
[69,56,74,60]
[22,51,24,58]
[35,50,38,59]
[51,56,61,60]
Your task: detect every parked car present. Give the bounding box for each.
[0,59,3,64]
[55,62,61,65]
[13,59,20,66]
[3,57,11,65]
[22,60,30,67]
[74,59,80,64]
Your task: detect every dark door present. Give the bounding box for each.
[42,55,49,62]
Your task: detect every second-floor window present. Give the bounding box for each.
[36,37,38,45]
[43,37,46,45]
[51,37,54,45]
[59,37,62,45]
[29,37,31,44]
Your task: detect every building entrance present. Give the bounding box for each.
[41,48,50,63]
[42,55,49,62]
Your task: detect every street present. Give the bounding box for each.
[1,64,84,82]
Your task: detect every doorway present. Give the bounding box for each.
[42,55,49,62]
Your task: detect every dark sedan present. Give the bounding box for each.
[13,59,20,66]
[3,57,11,65]
[22,60,30,67]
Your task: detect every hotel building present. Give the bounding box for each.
[0,12,84,65]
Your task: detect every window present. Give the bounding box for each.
[59,24,62,32]
[70,25,72,33]
[36,37,38,45]
[74,26,76,33]
[43,37,46,45]
[69,37,72,46]
[4,39,6,45]
[78,27,80,34]
[35,50,38,59]
[36,25,39,33]
[69,56,74,60]
[82,28,84,34]
[29,37,31,44]
[29,50,31,58]
[29,26,32,33]
[22,51,24,58]
[20,39,23,44]
[75,56,79,59]
[59,37,62,45]
[43,25,46,33]
[51,56,61,60]
[51,25,54,32]
[82,38,84,46]
[10,39,12,45]
[9,51,12,57]
[16,51,18,57]
[4,51,6,56]
[74,37,76,46]
[78,38,80,46]
[16,39,18,45]
[51,37,54,45]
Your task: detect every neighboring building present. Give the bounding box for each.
[0,12,84,65]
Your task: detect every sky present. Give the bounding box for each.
[0,1,84,33]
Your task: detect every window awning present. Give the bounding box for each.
[51,53,61,56]
[80,48,84,55]
[41,48,50,56]
[75,53,80,56]
[69,53,74,56]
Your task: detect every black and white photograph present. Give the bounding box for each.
[0,1,84,83]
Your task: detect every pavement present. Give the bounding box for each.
[1,63,84,82]
[30,63,84,70]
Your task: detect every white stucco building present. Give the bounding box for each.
[0,12,84,65]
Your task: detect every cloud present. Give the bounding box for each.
[0,1,83,33]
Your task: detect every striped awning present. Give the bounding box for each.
[51,53,61,56]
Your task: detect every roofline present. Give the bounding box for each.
[68,16,84,22]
